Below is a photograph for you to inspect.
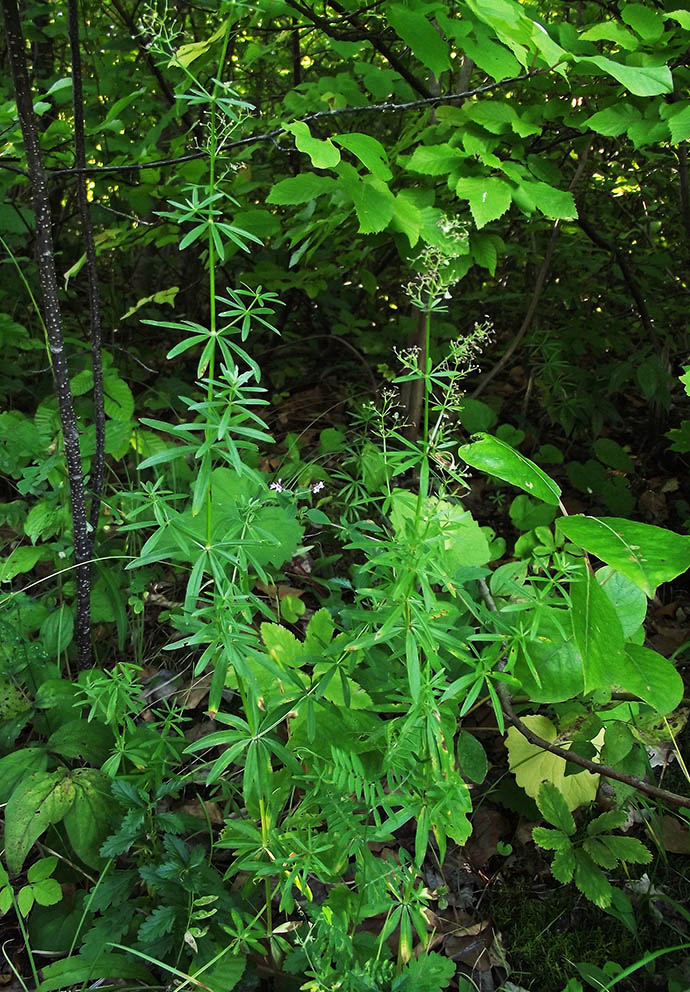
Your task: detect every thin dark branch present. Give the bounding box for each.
[577,212,659,346]
[68,0,106,543]
[476,580,690,810]
[327,0,433,98]
[474,138,593,398]
[498,685,690,809]
[44,72,538,179]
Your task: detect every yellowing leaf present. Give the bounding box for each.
[506,715,600,810]
[284,121,341,170]
[172,20,229,68]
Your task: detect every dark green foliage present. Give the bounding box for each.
[1,0,690,989]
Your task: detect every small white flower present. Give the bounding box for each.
[270,479,284,493]
[312,481,325,494]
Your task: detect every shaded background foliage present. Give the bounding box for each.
[2,1,690,990]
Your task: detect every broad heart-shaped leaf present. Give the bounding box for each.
[584,104,641,137]
[596,566,647,638]
[63,769,119,869]
[388,490,490,574]
[386,4,450,77]
[513,608,584,703]
[614,644,683,714]
[267,173,336,205]
[536,782,576,835]
[527,181,576,220]
[0,747,47,803]
[461,24,522,82]
[571,568,626,693]
[283,121,340,169]
[669,105,690,144]
[506,716,600,811]
[0,545,43,582]
[103,374,134,421]
[390,192,423,248]
[459,433,561,505]
[332,133,391,181]
[578,56,672,96]
[621,2,664,41]
[5,769,75,874]
[455,177,512,229]
[556,516,690,597]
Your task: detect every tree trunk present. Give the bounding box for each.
[1,0,92,667]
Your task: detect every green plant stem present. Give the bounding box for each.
[0,234,50,362]
[68,857,113,956]
[415,303,433,524]
[258,797,273,943]
[10,889,39,988]
[204,20,232,548]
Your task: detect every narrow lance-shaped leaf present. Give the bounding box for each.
[459,433,561,505]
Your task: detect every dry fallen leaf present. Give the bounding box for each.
[658,815,690,854]
[179,672,213,710]
[180,799,224,825]
[464,807,508,869]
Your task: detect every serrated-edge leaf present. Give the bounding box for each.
[582,837,619,869]
[550,846,576,883]
[600,835,652,864]
[533,826,572,852]
[586,809,628,836]
[536,782,576,835]
[574,851,613,908]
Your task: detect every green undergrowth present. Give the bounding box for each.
[3,4,690,991]
[489,855,690,991]
[490,883,636,991]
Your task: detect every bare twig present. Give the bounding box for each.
[35,72,538,180]
[576,213,659,347]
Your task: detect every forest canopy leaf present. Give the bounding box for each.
[578,56,672,96]
[455,176,513,228]
[267,174,336,205]
[386,5,450,76]
[283,121,341,169]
